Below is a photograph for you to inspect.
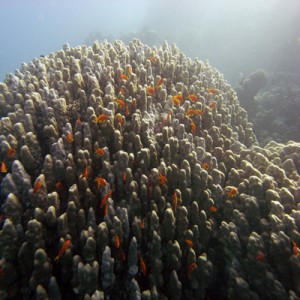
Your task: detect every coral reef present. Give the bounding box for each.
[0,39,300,299]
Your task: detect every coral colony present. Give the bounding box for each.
[0,40,300,299]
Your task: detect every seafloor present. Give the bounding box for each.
[0,39,299,300]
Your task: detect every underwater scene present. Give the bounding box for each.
[0,0,300,299]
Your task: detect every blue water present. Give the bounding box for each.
[0,0,299,84]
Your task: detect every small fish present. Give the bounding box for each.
[207,88,218,95]
[227,187,238,198]
[188,94,198,102]
[55,181,64,190]
[209,205,217,213]
[116,114,124,126]
[119,73,128,81]
[95,148,105,157]
[159,172,167,186]
[167,111,171,122]
[173,191,178,212]
[80,166,89,179]
[256,252,268,261]
[55,239,71,262]
[173,94,183,103]
[96,114,109,123]
[149,56,157,63]
[156,78,164,89]
[33,179,42,193]
[116,99,125,107]
[191,121,196,135]
[188,262,197,277]
[185,239,193,247]
[67,132,74,143]
[123,172,127,182]
[186,109,195,117]
[7,147,16,158]
[141,218,145,229]
[146,86,155,95]
[127,66,133,75]
[120,251,126,262]
[194,109,202,116]
[292,240,300,256]
[1,162,7,173]
[139,256,147,276]
[209,101,216,110]
[125,105,130,116]
[104,203,109,216]
[95,177,107,189]
[100,190,112,208]
[172,96,181,106]
[115,234,120,249]
[77,116,81,124]
[119,87,125,95]
[202,162,209,170]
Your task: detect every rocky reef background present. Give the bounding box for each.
[0,39,300,299]
[236,70,300,146]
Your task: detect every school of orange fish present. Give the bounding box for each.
[0,39,299,299]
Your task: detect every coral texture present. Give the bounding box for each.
[0,39,300,299]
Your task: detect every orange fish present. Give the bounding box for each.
[55,239,71,262]
[95,148,105,157]
[209,206,217,213]
[77,116,81,124]
[123,172,127,182]
[202,162,209,170]
[95,177,107,189]
[188,94,198,102]
[116,99,125,107]
[80,166,89,179]
[167,111,171,122]
[33,179,42,193]
[209,101,216,110]
[227,187,238,198]
[146,86,155,95]
[7,147,16,158]
[186,109,195,117]
[0,162,7,173]
[115,234,120,249]
[120,251,126,262]
[207,88,218,95]
[104,203,109,216]
[156,78,164,89]
[55,181,64,190]
[188,262,197,277]
[149,56,157,63]
[256,252,268,261]
[100,190,112,208]
[194,109,202,116]
[292,240,300,256]
[185,239,193,247]
[139,256,147,276]
[173,94,183,103]
[173,191,178,212]
[119,73,128,81]
[191,121,196,135]
[119,87,125,95]
[172,97,181,107]
[141,218,145,229]
[127,66,133,75]
[96,114,109,123]
[116,114,124,126]
[67,132,74,143]
[125,105,130,116]
[159,172,167,186]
